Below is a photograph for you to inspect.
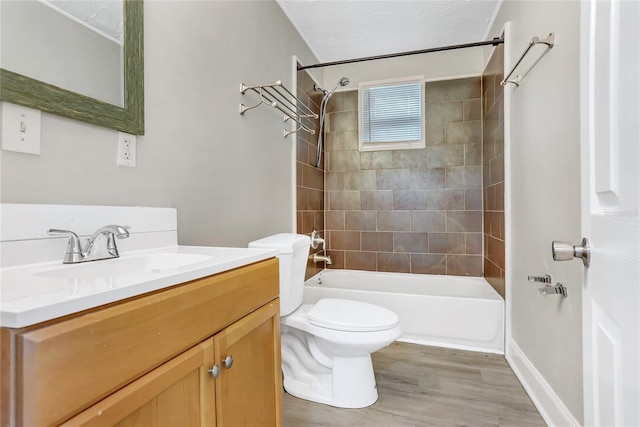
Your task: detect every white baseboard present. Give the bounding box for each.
[506,339,581,427]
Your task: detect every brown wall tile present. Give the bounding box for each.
[361,191,393,210]
[429,233,466,254]
[361,232,394,252]
[410,168,446,189]
[447,211,482,233]
[377,211,411,231]
[345,251,377,270]
[427,145,465,168]
[394,232,429,253]
[330,230,361,251]
[377,252,411,273]
[411,254,447,275]
[376,169,411,190]
[393,190,428,210]
[360,151,394,169]
[325,211,345,230]
[425,101,463,124]
[314,77,489,278]
[427,189,465,210]
[447,255,483,276]
[345,211,377,231]
[445,121,481,145]
[296,69,325,280]
[482,44,506,296]
[344,170,377,190]
[329,191,361,210]
[444,77,482,100]
[411,211,447,232]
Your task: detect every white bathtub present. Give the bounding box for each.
[303,269,504,354]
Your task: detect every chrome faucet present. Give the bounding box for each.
[48,225,130,264]
[310,230,325,249]
[310,253,332,265]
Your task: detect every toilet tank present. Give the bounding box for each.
[249,233,310,316]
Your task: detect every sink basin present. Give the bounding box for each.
[34,253,212,280]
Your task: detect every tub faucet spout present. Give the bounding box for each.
[310,253,332,265]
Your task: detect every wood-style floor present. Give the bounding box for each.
[283,342,545,427]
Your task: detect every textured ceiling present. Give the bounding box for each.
[277,0,501,63]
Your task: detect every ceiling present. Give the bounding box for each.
[277,0,501,64]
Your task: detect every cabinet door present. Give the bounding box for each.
[214,300,283,427]
[63,339,217,427]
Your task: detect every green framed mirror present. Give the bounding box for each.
[0,0,144,135]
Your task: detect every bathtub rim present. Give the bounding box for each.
[305,269,504,303]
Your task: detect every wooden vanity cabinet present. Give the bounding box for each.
[1,258,283,427]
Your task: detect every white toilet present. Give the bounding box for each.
[249,233,401,408]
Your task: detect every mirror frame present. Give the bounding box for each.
[0,0,144,135]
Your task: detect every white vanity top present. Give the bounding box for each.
[0,203,279,328]
[0,245,277,328]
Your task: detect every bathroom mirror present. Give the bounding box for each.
[0,0,144,135]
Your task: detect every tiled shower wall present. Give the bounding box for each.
[324,78,483,276]
[296,70,324,280]
[482,45,506,297]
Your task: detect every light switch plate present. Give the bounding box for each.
[1,102,41,155]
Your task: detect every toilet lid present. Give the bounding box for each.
[307,299,399,332]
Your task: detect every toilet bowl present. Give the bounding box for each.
[281,299,401,408]
[249,233,401,408]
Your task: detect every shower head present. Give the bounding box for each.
[327,76,350,97]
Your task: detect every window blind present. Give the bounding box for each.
[361,81,422,144]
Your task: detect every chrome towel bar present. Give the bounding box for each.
[240,81,319,137]
[501,33,555,87]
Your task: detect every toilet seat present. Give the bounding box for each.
[307,298,399,332]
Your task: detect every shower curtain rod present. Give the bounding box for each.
[298,37,504,71]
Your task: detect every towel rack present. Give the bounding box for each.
[501,33,555,87]
[240,81,318,137]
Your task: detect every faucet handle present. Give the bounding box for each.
[48,229,84,264]
[310,230,325,249]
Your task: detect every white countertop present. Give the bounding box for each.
[0,246,277,328]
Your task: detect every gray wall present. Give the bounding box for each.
[0,1,319,247]
[489,1,584,422]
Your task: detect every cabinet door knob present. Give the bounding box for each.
[209,364,221,379]
[224,355,234,369]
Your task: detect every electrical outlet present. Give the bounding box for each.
[1,102,41,155]
[117,132,136,167]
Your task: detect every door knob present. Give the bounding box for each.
[552,237,590,267]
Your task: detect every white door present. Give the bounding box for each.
[580,0,640,425]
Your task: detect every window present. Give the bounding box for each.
[358,76,425,151]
